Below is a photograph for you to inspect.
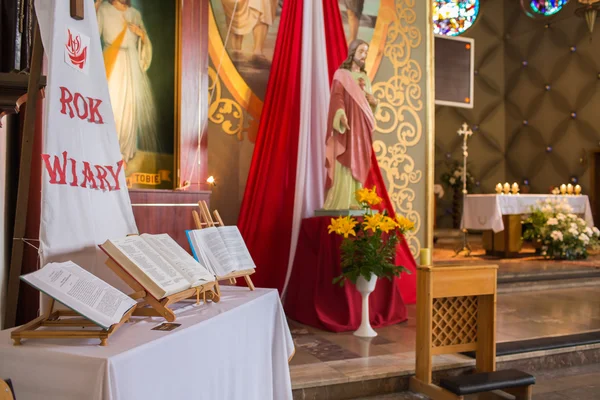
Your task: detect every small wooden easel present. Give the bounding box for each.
[11,297,135,346]
[104,255,221,323]
[192,200,256,292]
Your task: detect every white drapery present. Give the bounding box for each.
[283,0,330,296]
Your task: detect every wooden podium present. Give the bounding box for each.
[410,262,498,399]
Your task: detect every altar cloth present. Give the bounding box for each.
[283,217,415,332]
[0,287,294,400]
[463,194,594,233]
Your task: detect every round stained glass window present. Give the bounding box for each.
[521,0,568,18]
[433,0,480,37]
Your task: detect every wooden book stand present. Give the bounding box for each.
[11,298,135,346]
[192,200,256,292]
[104,257,220,323]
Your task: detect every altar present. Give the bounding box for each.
[0,287,294,400]
[463,194,594,257]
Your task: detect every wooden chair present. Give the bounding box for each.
[410,250,535,400]
[0,379,15,400]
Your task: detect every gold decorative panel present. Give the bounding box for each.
[432,296,478,348]
[208,65,258,142]
[372,0,425,256]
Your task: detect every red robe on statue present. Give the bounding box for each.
[325,68,375,190]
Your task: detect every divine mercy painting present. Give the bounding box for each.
[95,0,177,190]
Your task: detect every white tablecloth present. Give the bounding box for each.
[0,287,294,400]
[463,194,595,233]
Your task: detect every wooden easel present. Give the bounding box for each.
[4,1,84,329]
[192,200,256,292]
[104,256,221,322]
[11,297,135,346]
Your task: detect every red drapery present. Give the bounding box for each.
[284,217,408,331]
[236,0,304,292]
[322,0,416,303]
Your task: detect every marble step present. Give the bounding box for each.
[292,343,600,400]
[497,268,600,293]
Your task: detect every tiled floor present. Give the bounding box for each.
[289,285,600,389]
[353,363,600,399]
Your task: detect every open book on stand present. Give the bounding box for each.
[99,233,216,300]
[186,226,256,278]
[20,261,137,330]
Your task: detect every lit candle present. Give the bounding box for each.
[560,184,567,195]
[503,182,510,194]
[419,248,432,265]
[511,182,519,195]
[567,183,573,195]
[495,183,503,194]
[575,184,582,195]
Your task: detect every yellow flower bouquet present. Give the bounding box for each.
[328,187,414,286]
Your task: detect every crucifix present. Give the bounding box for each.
[4,0,84,329]
[454,122,473,257]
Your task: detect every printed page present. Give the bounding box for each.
[186,230,217,276]
[108,236,189,296]
[141,233,214,287]
[218,226,256,271]
[192,227,237,276]
[21,261,137,329]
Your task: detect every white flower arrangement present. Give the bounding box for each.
[523,198,599,260]
[441,161,475,191]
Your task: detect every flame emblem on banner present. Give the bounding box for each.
[66,29,87,69]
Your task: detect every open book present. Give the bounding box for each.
[21,261,137,329]
[186,226,256,277]
[99,233,215,300]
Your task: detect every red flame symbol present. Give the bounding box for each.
[66,29,87,69]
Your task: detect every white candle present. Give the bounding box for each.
[567,183,573,195]
[575,185,582,195]
[560,184,567,195]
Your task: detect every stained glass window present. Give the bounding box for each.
[526,0,568,17]
[433,0,480,37]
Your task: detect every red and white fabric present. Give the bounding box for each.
[238,0,417,305]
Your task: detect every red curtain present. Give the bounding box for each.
[236,0,304,292]
[322,0,417,303]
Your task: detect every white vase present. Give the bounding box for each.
[354,274,378,338]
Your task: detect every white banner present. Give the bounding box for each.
[35,0,138,292]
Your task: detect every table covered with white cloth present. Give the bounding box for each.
[463,194,594,233]
[0,287,294,400]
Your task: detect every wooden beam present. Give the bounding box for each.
[3,21,44,329]
[70,0,84,20]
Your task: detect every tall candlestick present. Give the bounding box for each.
[455,122,473,256]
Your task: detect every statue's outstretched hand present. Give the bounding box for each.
[340,114,350,132]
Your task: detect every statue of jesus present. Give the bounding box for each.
[323,39,379,210]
